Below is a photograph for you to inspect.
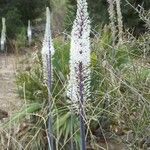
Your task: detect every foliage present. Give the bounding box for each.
[0,0,48,38]
[50,0,68,33]
[13,30,150,149]
[65,0,150,34]
[4,7,23,38]
[0,0,149,38]
[15,27,27,50]
[16,53,47,102]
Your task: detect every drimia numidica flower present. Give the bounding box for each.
[41,7,55,150]
[67,1,91,149]
[41,7,55,81]
[27,20,32,46]
[1,18,6,51]
[67,0,91,104]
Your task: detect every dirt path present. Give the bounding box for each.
[0,54,22,117]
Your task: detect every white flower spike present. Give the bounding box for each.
[27,20,32,46]
[67,0,91,102]
[41,7,54,150]
[41,7,55,80]
[1,17,6,51]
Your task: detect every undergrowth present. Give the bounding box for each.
[0,27,149,150]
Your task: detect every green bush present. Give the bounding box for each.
[5,7,23,38]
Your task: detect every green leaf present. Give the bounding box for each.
[1,103,42,128]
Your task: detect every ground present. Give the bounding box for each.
[0,54,22,119]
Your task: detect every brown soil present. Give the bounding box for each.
[0,54,22,119]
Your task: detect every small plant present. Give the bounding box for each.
[15,27,26,53]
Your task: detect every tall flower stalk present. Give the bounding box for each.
[41,7,55,150]
[107,0,117,47]
[67,0,91,149]
[27,20,32,46]
[1,17,6,51]
[115,0,123,43]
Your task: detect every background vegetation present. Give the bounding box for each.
[0,0,150,38]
